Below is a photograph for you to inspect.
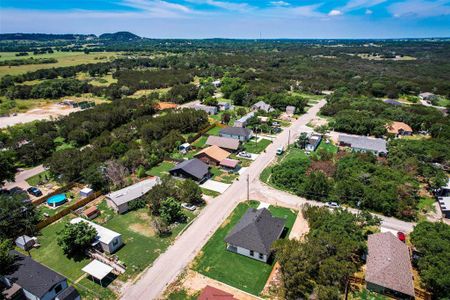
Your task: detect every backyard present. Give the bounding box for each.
[146,161,175,177]
[192,201,297,295]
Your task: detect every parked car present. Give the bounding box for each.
[181,203,197,211]
[397,231,406,243]
[276,147,284,155]
[272,127,282,134]
[27,187,43,197]
[238,151,252,158]
[326,202,340,209]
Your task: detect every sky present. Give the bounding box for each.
[1,0,449,38]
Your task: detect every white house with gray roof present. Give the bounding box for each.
[338,134,388,156]
[224,208,285,263]
[194,104,218,115]
[234,112,255,128]
[106,177,160,214]
[251,101,274,113]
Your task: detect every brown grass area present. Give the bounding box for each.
[129,223,155,237]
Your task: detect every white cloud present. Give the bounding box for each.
[120,0,195,17]
[365,8,373,14]
[342,0,387,11]
[328,9,343,16]
[270,1,290,7]
[388,0,450,18]
[186,0,253,12]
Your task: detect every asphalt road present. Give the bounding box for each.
[121,101,328,300]
[4,165,46,190]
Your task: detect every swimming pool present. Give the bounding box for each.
[47,193,67,207]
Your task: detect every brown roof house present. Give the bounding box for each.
[194,145,230,166]
[365,232,415,299]
[205,136,240,151]
[386,121,413,136]
[197,285,237,300]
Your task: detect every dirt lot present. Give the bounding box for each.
[0,104,80,128]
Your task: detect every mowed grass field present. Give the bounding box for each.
[0,51,120,77]
[193,201,297,295]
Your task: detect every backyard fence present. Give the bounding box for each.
[32,182,76,206]
[36,191,101,230]
[187,122,219,144]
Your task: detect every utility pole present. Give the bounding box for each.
[247,174,250,201]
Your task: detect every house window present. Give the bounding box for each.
[259,253,264,260]
[54,284,62,294]
[250,250,254,257]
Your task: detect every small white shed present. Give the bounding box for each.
[80,187,94,198]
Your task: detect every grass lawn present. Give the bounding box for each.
[0,51,120,77]
[418,197,436,214]
[201,188,220,198]
[166,289,198,300]
[193,201,297,295]
[206,125,222,136]
[210,167,238,184]
[192,136,207,148]
[146,161,175,177]
[25,170,53,186]
[316,141,338,153]
[243,138,272,154]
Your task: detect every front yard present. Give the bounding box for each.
[243,138,272,154]
[192,201,297,295]
[146,161,175,177]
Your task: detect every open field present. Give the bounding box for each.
[0,51,120,77]
[192,201,297,295]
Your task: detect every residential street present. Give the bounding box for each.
[4,165,46,190]
[121,99,415,299]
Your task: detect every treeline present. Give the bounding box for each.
[0,57,57,66]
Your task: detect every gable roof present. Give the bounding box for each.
[70,217,121,245]
[366,232,415,297]
[6,250,66,298]
[224,208,285,255]
[338,134,387,153]
[106,177,160,206]
[252,101,273,112]
[235,112,255,124]
[170,158,210,180]
[384,99,403,106]
[195,145,230,162]
[219,158,239,168]
[386,121,413,134]
[220,127,252,137]
[206,136,240,150]
[198,285,237,300]
[55,286,80,300]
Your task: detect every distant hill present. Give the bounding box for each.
[0,33,96,41]
[99,32,141,41]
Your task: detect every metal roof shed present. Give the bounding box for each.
[82,260,113,287]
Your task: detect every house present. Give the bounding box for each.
[338,134,388,156]
[234,112,255,128]
[286,105,296,116]
[217,102,230,111]
[437,178,450,218]
[212,80,221,88]
[386,121,413,136]
[365,232,415,299]
[106,177,161,214]
[1,250,74,300]
[251,101,274,113]
[205,136,240,152]
[80,187,93,198]
[169,158,211,183]
[14,235,35,251]
[197,285,237,300]
[384,99,403,106]
[194,145,230,166]
[219,158,240,172]
[55,286,80,300]
[224,208,285,263]
[83,206,100,220]
[219,127,253,142]
[419,92,437,101]
[257,116,269,123]
[194,104,218,115]
[70,218,123,254]
[305,134,322,152]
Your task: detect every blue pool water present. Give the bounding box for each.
[47,193,67,206]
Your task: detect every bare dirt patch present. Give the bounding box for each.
[129,223,155,237]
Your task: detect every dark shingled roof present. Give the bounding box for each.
[7,251,66,299]
[224,208,285,256]
[170,158,209,180]
[366,232,415,297]
[56,286,80,300]
[219,127,252,137]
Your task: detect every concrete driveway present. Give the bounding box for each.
[4,165,46,190]
[200,180,231,194]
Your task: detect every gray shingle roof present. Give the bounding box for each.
[366,232,415,297]
[338,134,387,153]
[252,101,274,112]
[224,208,285,255]
[7,251,66,298]
[106,177,160,206]
[220,127,252,138]
[56,286,80,300]
[170,158,209,180]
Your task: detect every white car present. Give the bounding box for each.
[181,203,197,211]
[326,202,340,209]
[238,151,252,158]
[276,147,284,155]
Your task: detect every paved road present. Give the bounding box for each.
[4,165,46,190]
[121,100,327,300]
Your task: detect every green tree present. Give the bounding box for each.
[0,194,39,239]
[178,179,204,205]
[159,197,186,224]
[0,150,17,186]
[57,222,97,256]
[301,171,332,201]
[0,239,15,275]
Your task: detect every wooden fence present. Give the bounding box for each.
[36,191,101,230]
[32,182,76,206]
[187,122,218,144]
